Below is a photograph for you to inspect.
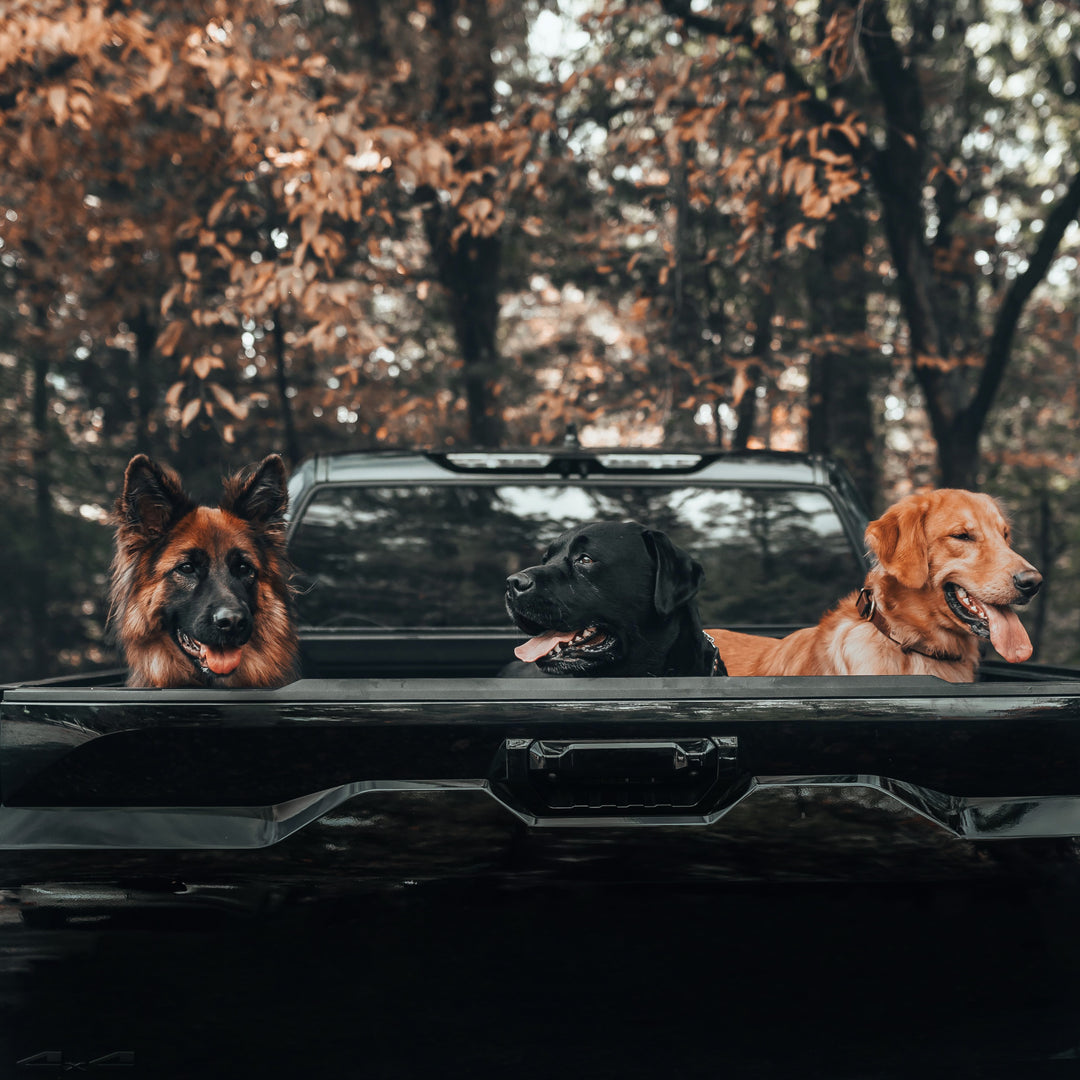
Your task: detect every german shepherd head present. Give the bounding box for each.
[109,454,299,688]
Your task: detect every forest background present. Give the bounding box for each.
[2,0,1080,681]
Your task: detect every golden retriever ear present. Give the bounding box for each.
[865,495,930,588]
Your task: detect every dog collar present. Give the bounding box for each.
[666,632,724,676]
[856,588,963,663]
[702,631,725,677]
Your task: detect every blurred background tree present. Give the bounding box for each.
[1,0,1079,679]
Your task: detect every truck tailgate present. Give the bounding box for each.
[2,676,1079,849]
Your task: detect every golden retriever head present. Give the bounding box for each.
[864,489,1042,663]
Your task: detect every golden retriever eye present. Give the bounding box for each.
[950,532,974,542]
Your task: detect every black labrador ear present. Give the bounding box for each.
[222,454,289,528]
[116,455,194,540]
[643,529,704,616]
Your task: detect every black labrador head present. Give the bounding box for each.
[505,520,715,676]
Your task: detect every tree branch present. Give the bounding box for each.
[659,0,837,129]
[968,164,1080,429]
[854,0,953,441]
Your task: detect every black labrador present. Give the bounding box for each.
[503,520,725,677]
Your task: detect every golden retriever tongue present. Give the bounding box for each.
[202,645,243,676]
[515,630,576,663]
[986,605,1032,663]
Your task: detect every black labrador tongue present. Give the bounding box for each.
[514,629,577,663]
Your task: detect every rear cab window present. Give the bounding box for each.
[288,484,864,631]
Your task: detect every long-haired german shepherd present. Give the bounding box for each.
[109,454,299,688]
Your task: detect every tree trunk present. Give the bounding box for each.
[1027,490,1053,662]
[732,368,759,450]
[271,310,302,466]
[130,304,157,452]
[806,202,877,508]
[30,304,53,675]
[664,144,695,440]
[930,416,982,490]
[424,221,504,446]
[427,0,504,447]
[733,223,780,450]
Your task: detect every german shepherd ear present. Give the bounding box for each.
[118,455,193,540]
[223,454,289,528]
[643,529,704,616]
[865,494,930,588]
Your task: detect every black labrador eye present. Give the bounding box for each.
[575,553,594,565]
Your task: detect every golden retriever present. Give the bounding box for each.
[709,489,1042,682]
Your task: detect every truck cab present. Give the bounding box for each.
[286,448,870,678]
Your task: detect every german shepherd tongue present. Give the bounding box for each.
[514,629,577,663]
[986,605,1032,664]
[202,646,244,676]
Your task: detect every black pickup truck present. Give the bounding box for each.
[3,447,1080,1079]
[2,446,1079,891]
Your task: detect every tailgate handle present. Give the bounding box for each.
[529,739,713,780]
[496,737,737,815]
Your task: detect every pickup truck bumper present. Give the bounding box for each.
[0,676,1077,897]
[0,771,1078,850]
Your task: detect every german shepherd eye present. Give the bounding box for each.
[175,562,198,576]
[236,560,257,579]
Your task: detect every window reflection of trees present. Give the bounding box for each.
[289,485,863,628]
